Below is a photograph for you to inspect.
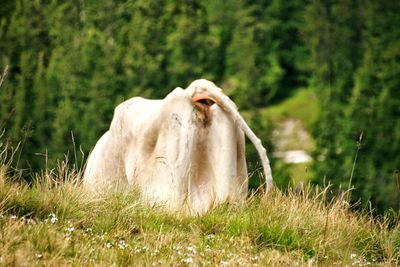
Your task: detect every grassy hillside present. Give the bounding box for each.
[262,88,319,184]
[1,88,398,266]
[263,88,319,132]
[0,159,399,266]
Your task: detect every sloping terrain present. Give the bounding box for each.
[264,88,319,183]
[0,161,399,266]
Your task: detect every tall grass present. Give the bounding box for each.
[0,142,399,266]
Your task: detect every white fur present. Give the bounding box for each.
[83,79,272,214]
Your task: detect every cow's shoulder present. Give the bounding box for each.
[110,97,163,131]
[114,96,145,113]
[114,97,161,117]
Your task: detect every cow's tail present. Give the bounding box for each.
[205,89,273,193]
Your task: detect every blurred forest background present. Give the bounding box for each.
[0,0,399,213]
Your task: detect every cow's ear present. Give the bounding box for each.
[192,94,216,106]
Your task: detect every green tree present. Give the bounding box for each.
[165,0,218,91]
[307,0,364,187]
[309,0,400,212]
[118,0,172,98]
[0,0,53,169]
[344,0,400,212]
[225,1,260,108]
[225,0,308,108]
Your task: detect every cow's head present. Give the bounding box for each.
[185,79,273,193]
[187,80,220,127]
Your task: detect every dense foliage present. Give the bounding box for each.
[0,0,399,212]
[307,1,400,213]
[0,0,302,183]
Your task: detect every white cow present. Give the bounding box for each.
[83,79,273,214]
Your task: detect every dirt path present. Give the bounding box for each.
[272,119,313,164]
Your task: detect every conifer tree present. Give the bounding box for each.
[344,0,400,212]
[165,0,217,90]
[122,0,170,98]
[225,1,260,108]
[307,0,364,187]
[0,0,52,169]
[224,0,308,107]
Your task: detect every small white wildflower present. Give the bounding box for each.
[35,253,43,259]
[350,253,357,259]
[65,233,72,241]
[206,234,215,240]
[150,249,160,256]
[251,255,259,262]
[48,213,58,224]
[187,245,196,253]
[118,240,129,249]
[307,258,315,265]
[182,257,193,264]
[67,226,75,232]
[106,241,113,248]
[10,215,17,220]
